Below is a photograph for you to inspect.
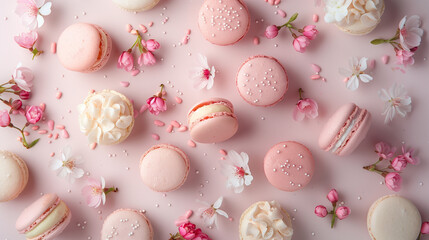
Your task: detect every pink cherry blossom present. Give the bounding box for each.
[191,54,216,90]
[421,222,429,234]
[15,0,52,30]
[293,98,318,121]
[81,177,106,208]
[400,145,419,165]
[327,189,339,203]
[302,25,318,40]
[315,205,328,218]
[265,25,279,39]
[146,96,167,115]
[14,31,38,49]
[13,63,34,92]
[396,49,415,67]
[375,142,396,160]
[25,105,43,124]
[293,35,310,53]
[335,206,351,220]
[399,15,423,51]
[19,90,31,100]
[385,172,402,192]
[0,110,11,127]
[142,51,156,66]
[11,100,23,111]
[178,222,197,240]
[391,156,407,171]
[117,51,134,72]
[194,229,211,240]
[143,39,160,51]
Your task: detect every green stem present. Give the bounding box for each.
[417,233,421,240]
[298,88,304,100]
[331,203,337,228]
[0,97,10,106]
[103,187,118,195]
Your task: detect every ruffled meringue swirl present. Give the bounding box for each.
[325,0,383,27]
[242,201,293,240]
[78,90,134,145]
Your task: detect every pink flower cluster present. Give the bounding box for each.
[265,13,318,53]
[170,222,210,240]
[364,142,419,192]
[315,189,351,228]
[293,88,318,121]
[146,84,167,115]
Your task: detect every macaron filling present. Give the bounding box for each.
[25,201,68,239]
[188,104,232,124]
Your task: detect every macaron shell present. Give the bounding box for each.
[0,150,29,202]
[336,110,371,156]
[31,204,71,240]
[112,0,160,11]
[190,113,238,143]
[86,25,112,72]
[140,144,190,192]
[367,195,421,240]
[236,55,288,107]
[198,0,250,45]
[264,141,314,192]
[187,98,234,117]
[101,209,153,240]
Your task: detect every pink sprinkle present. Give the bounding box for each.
[140,104,148,113]
[343,77,350,82]
[171,120,181,128]
[47,133,53,139]
[139,24,148,33]
[56,92,63,99]
[382,55,390,64]
[126,24,133,33]
[274,0,281,4]
[253,37,260,45]
[186,29,191,35]
[38,130,48,134]
[24,131,30,136]
[151,133,160,140]
[54,133,59,140]
[120,81,130,87]
[32,125,39,130]
[311,74,321,80]
[89,89,95,94]
[50,42,56,54]
[166,125,174,133]
[178,126,188,132]
[17,137,22,142]
[182,36,189,45]
[50,152,55,157]
[368,59,376,70]
[154,120,165,127]
[47,120,55,131]
[131,29,138,35]
[89,142,97,150]
[134,111,140,119]
[185,210,193,218]
[62,129,69,139]
[130,69,140,76]
[219,149,227,156]
[313,14,319,23]
[228,217,234,222]
[148,21,154,27]
[220,157,226,160]
[187,140,196,148]
[267,0,275,4]
[39,103,46,112]
[174,219,188,227]
[175,96,183,104]
[311,64,321,73]
[277,10,287,18]
[322,77,327,82]
[56,125,65,130]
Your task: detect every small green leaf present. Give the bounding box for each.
[370,39,387,45]
[27,138,40,148]
[288,13,299,23]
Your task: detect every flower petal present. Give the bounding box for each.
[39,2,52,16]
[213,196,223,208]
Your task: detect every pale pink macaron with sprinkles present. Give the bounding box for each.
[16,193,71,240]
[198,0,250,45]
[188,98,238,143]
[101,209,153,240]
[236,55,288,107]
[57,23,112,72]
[0,150,29,202]
[264,141,315,192]
[140,144,190,192]
[319,103,372,156]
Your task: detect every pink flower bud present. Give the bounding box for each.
[194,228,211,240]
[0,109,11,127]
[391,156,408,171]
[396,49,415,67]
[421,222,429,234]
[11,100,23,110]
[14,31,38,49]
[314,205,328,218]
[265,25,279,39]
[13,64,34,92]
[293,35,310,53]
[385,172,402,192]
[144,39,161,51]
[19,90,31,100]
[142,51,156,66]
[25,106,43,124]
[302,25,318,40]
[293,98,319,121]
[146,96,167,115]
[179,222,197,240]
[117,51,134,72]
[335,206,351,220]
[327,189,339,203]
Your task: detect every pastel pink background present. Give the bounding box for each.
[1,0,428,239]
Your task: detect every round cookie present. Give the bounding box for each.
[198,0,250,46]
[0,150,29,202]
[239,201,293,240]
[140,144,190,192]
[367,195,421,240]
[112,0,160,12]
[264,141,314,192]
[57,23,112,72]
[101,209,153,240]
[236,56,288,107]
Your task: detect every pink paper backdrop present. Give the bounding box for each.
[1,0,428,239]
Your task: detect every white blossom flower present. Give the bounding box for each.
[324,0,352,23]
[190,54,215,90]
[220,150,253,193]
[49,145,84,183]
[339,57,373,91]
[15,0,52,30]
[378,83,412,124]
[399,15,423,51]
[198,197,229,229]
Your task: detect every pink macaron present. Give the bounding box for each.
[140,144,190,192]
[319,103,372,156]
[0,150,29,202]
[16,193,71,240]
[101,209,153,240]
[236,55,289,107]
[188,98,239,143]
[57,23,112,72]
[198,0,250,46]
[264,141,315,192]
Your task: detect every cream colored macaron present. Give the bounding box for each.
[367,195,421,240]
[78,90,134,145]
[0,150,29,202]
[112,0,160,12]
[239,201,293,240]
